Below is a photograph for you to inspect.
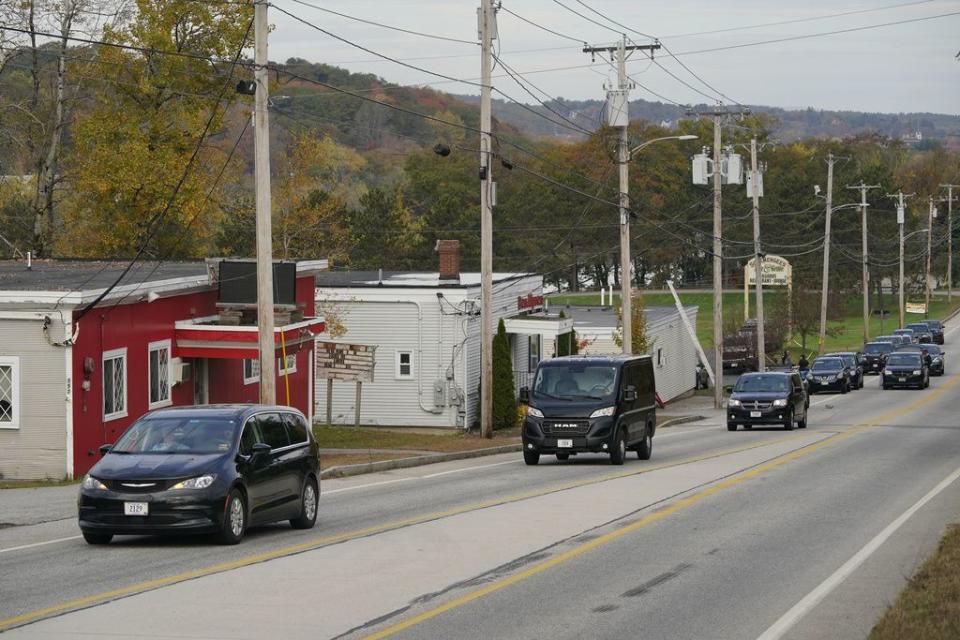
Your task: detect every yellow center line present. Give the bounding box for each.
[0,432,812,632]
[361,372,960,640]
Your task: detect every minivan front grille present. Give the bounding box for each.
[106,479,177,493]
[542,420,590,435]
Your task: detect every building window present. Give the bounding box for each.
[103,348,127,421]
[279,353,297,375]
[243,359,260,385]
[395,350,414,379]
[0,356,20,430]
[656,347,665,368]
[148,340,172,408]
[528,335,541,372]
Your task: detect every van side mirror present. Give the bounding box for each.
[250,442,271,462]
[99,444,113,456]
[723,385,734,394]
[519,387,530,404]
[623,387,637,402]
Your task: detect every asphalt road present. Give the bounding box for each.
[2,327,959,639]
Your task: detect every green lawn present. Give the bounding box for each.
[549,290,960,357]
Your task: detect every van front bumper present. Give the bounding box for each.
[522,416,616,454]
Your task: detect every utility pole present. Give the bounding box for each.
[479,0,495,438]
[583,37,660,355]
[941,184,958,302]
[925,196,935,318]
[749,138,765,371]
[253,0,276,404]
[847,182,880,345]
[887,191,914,328]
[817,153,837,355]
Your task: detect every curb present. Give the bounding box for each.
[319,414,707,479]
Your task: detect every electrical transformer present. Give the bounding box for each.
[692,153,711,185]
[606,90,629,128]
[746,171,763,198]
[723,152,743,185]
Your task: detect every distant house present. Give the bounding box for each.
[0,258,326,480]
[563,304,701,403]
[314,241,572,428]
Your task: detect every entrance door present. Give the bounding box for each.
[193,359,209,405]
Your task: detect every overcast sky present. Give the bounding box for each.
[267,0,960,115]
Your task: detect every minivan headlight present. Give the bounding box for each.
[82,475,107,491]
[170,475,216,490]
[527,407,544,418]
[772,399,788,408]
[728,398,742,408]
[589,406,616,418]
[912,370,921,376]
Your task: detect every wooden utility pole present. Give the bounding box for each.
[749,138,765,371]
[847,182,880,345]
[887,191,914,328]
[583,37,660,355]
[479,0,494,438]
[925,196,935,318]
[941,184,958,302]
[254,0,276,404]
[817,153,837,354]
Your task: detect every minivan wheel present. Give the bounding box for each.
[797,408,807,429]
[523,449,540,465]
[290,478,319,530]
[636,431,653,460]
[610,431,626,465]
[217,489,246,545]
[783,409,794,431]
[82,531,113,545]
[556,453,570,461]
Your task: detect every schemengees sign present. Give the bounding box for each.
[745,255,792,287]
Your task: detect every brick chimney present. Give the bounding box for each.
[436,239,460,283]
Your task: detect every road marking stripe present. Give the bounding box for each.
[323,477,417,495]
[0,535,82,554]
[0,434,812,632]
[756,464,960,640]
[359,372,960,640]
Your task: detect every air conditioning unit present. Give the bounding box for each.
[170,358,192,385]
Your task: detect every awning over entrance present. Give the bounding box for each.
[174,315,325,359]
[502,314,574,342]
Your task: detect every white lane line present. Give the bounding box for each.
[808,395,837,407]
[0,535,82,554]
[323,477,417,495]
[421,459,520,479]
[756,464,960,640]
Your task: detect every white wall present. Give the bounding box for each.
[0,317,68,479]
[648,308,700,403]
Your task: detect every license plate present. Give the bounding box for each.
[557,439,573,448]
[899,377,906,382]
[750,411,762,418]
[124,502,148,516]
[872,364,879,369]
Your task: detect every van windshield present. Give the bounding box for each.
[734,375,789,393]
[864,343,892,354]
[112,417,238,454]
[532,365,618,401]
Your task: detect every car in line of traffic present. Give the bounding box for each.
[895,343,946,376]
[726,371,808,431]
[806,356,856,394]
[881,351,930,390]
[862,341,895,374]
[79,405,321,546]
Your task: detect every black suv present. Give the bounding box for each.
[881,351,929,390]
[79,405,321,545]
[895,343,946,376]
[520,355,656,466]
[806,356,854,394]
[823,352,864,389]
[862,341,894,374]
[727,372,808,431]
[924,319,945,345]
[906,322,933,344]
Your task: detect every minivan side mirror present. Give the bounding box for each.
[519,387,530,404]
[623,387,637,403]
[723,385,734,394]
[99,444,113,456]
[250,442,271,462]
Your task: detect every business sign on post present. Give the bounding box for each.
[905,302,927,314]
[745,255,792,287]
[316,342,376,382]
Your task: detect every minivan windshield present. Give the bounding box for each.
[532,364,618,401]
[812,358,842,371]
[734,375,789,393]
[864,343,893,354]
[906,324,929,333]
[112,417,238,454]
[886,353,921,367]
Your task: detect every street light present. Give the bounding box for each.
[617,134,698,355]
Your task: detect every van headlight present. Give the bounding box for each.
[772,399,788,407]
[912,370,921,376]
[82,475,107,491]
[728,399,742,408]
[170,475,216,490]
[589,406,616,418]
[527,407,544,418]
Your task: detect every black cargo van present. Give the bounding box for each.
[519,355,656,466]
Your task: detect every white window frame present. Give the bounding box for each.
[148,339,173,409]
[243,358,260,385]
[278,353,297,375]
[0,356,21,430]
[395,350,414,380]
[103,348,128,421]
[656,347,665,368]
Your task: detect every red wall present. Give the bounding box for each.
[70,274,318,477]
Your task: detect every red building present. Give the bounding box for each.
[0,259,326,480]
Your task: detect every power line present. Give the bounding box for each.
[498,6,586,45]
